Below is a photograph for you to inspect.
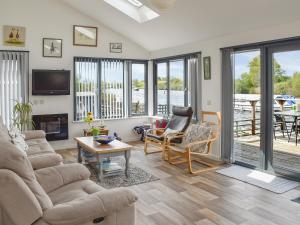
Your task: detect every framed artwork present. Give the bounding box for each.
[73,25,98,47]
[43,38,62,58]
[110,43,122,53]
[203,56,211,80]
[3,25,26,47]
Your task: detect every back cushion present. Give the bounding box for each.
[183,124,212,153]
[168,115,190,132]
[0,139,53,210]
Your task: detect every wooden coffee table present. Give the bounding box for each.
[74,136,132,181]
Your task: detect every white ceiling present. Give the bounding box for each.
[62,0,300,51]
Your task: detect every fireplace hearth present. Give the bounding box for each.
[32,114,68,141]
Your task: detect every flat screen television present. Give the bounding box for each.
[32,70,70,95]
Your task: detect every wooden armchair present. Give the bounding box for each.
[144,106,193,160]
[167,111,221,174]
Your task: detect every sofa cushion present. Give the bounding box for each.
[0,139,53,210]
[23,130,46,140]
[29,153,63,170]
[26,138,55,155]
[49,180,104,205]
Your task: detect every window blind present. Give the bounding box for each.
[0,51,29,128]
[74,57,147,121]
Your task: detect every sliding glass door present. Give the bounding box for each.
[270,44,300,176]
[230,40,300,178]
[233,49,263,168]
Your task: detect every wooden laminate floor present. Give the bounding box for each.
[58,142,300,225]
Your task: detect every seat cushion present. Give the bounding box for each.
[29,153,63,170]
[26,138,55,155]
[146,133,164,142]
[49,180,104,205]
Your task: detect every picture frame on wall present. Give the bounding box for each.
[203,56,211,80]
[3,25,26,47]
[73,25,98,47]
[110,43,122,53]
[43,38,62,58]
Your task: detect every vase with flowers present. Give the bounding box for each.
[84,112,100,139]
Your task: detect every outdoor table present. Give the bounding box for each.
[274,111,300,145]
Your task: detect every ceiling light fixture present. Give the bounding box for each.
[148,0,176,11]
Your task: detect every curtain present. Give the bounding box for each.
[0,51,29,128]
[221,48,234,162]
[187,53,201,120]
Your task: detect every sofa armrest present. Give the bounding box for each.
[35,163,90,193]
[43,188,137,225]
[23,130,46,140]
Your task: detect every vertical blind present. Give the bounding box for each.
[0,51,29,128]
[101,59,125,119]
[75,58,100,121]
[74,57,147,121]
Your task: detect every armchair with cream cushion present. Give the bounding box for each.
[167,111,221,174]
[0,134,137,225]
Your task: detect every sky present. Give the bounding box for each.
[234,50,300,79]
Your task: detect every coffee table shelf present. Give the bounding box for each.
[74,136,132,181]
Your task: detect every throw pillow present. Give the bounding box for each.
[8,127,29,154]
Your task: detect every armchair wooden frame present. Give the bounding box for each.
[167,111,222,174]
[144,128,184,160]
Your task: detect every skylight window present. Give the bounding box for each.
[127,0,143,8]
[104,0,159,23]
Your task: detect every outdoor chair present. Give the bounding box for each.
[273,114,290,140]
[144,106,193,160]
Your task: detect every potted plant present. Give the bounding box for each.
[84,112,100,138]
[12,101,34,131]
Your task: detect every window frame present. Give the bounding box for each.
[73,57,148,121]
[153,52,200,115]
[128,60,148,116]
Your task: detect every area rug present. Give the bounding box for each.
[64,157,159,189]
[216,165,300,193]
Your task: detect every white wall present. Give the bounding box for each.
[151,20,300,158]
[0,0,150,149]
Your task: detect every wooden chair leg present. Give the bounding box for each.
[144,139,148,154]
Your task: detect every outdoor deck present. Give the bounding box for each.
[234,134,300,173]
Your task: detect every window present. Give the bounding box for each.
[130,62,147,115]
[154,53,200,116]
[74,57,147,121]
[0,51,29,128]
[104,0,159,23]
[169,59,185,111]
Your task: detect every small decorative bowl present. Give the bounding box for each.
[94,135,114,144]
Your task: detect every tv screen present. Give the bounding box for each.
[32,70,70,95]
